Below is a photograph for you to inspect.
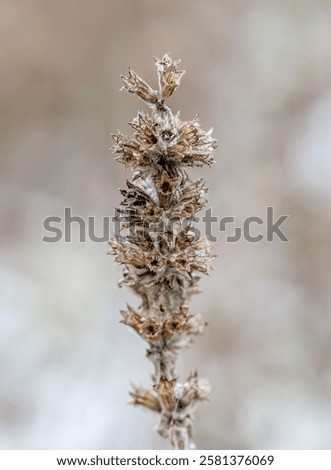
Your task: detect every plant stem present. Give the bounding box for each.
[110,53,217,449]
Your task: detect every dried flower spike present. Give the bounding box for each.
[110,53,217,450]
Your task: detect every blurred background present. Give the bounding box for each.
[1,0,331,450]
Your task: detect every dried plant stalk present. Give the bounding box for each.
[110,53,217,450]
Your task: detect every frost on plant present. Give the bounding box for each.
[110,53,217,450]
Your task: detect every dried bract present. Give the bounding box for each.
[155,53,185,99]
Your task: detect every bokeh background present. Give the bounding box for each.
[1,0,331,450]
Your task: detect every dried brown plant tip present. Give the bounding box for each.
[110,53,217,450]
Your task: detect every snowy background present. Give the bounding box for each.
[1,0,331,449]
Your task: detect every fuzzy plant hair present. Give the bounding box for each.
[110,53,217,450]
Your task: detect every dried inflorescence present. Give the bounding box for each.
[110,53,217,450]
